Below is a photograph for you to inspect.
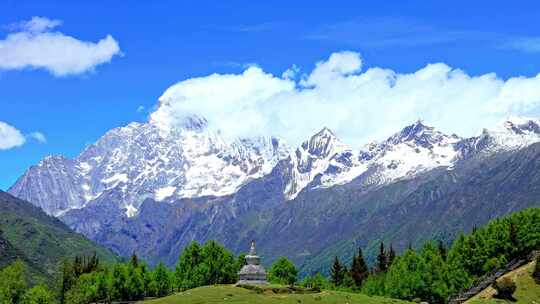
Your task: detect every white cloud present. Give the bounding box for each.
[150,51,540,147]
[13,16,63,33]
[28,132,47,143]
[136,105,145,113]
[0,16,121,76]
[0,122,25,150]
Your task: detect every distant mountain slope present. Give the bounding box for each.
[0,191,117,282]
[294,142,540,274]
[0,230,23,269]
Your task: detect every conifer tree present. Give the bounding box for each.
[130,252,139,268]
[437,240,447,261]
[388,244,396,267]
[330,256,345,286]
[376,242,388,273]
[126,263,145,300]
[59,260,74,304]
[350,247,369,288]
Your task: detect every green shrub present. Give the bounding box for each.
[492,277,516,300]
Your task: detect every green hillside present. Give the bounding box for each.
[144,284,411,304]
[466,260,540,304]
[0,191,117,283]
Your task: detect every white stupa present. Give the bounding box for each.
[237,240,268,285]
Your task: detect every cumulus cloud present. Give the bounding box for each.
[28,132,47,143]
[0,122,25,150]
[0,16,121,76]
[150,51,540,147]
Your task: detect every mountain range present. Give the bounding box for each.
[8,115,540,274]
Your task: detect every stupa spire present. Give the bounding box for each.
[250,240,256,255]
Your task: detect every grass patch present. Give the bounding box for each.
[144,284,412,304]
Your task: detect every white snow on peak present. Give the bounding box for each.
[471,116,540,154]
[125,204,138,218]
[11,115,540,216]
[283,122,462,199]
[154,186,177,201]
[13,120,291,216]
[284,127,360,199]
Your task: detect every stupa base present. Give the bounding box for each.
[236,280,269,285]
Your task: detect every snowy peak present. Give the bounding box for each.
[495,116,540,135]
[10,121,290,217]
[473,116,540,153]
[301,127,349,158]
[11,115,540,217]
[387,120,460,148]
[282,128,359,199]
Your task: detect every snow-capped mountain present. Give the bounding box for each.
[277,118,540,199]
[465,116,540,155]
[9,118,289,217]
[9,115,540,271]
[280,127,362,199]
[9,116,540,219]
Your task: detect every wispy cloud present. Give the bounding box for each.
[213,61,259,70]
[0,16,122,76]
[308,17,499,48]
[308,17,540,53]
[28,132,47,143]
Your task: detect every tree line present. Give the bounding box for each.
[0,239,302,304]
[300,207,540,303]
[2,208,538,304]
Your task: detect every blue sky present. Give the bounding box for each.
[2,0,540,189]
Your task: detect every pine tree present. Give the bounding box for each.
[349,247,369,288]
[376,242,388,273]
[126,263,145,301]
[59,260,74,304]
[330,256,345,286]
[130,252,139,268]
[437,240,447,261]
[388,244,396,267]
